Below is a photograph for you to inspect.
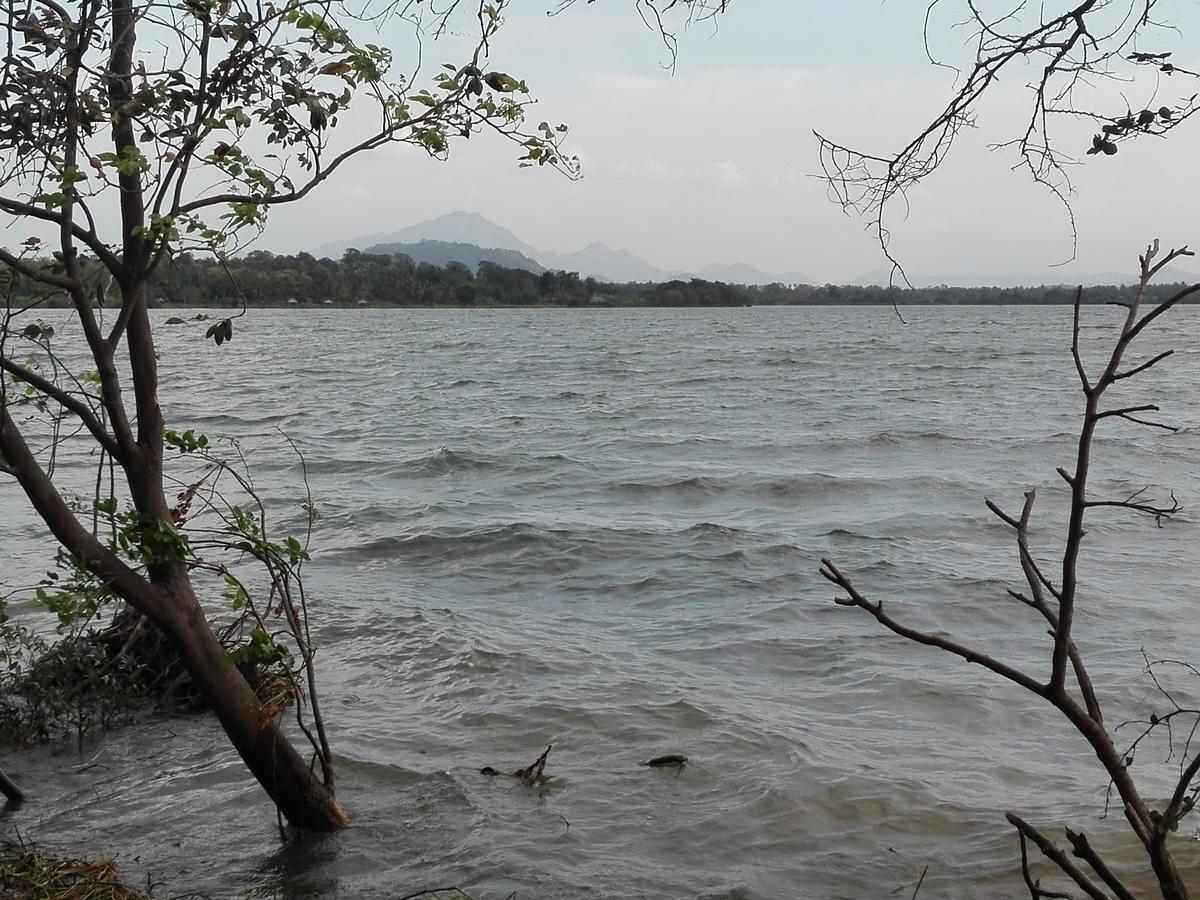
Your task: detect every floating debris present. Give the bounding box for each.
[480,744,554,786]
[642,754,688,770]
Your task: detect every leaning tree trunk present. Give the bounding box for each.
[125,291,344,827]
[0,349,347,831]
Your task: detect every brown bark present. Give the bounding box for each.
[0,0,348,831]
[155,577,348,830]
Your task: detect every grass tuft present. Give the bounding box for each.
[0,841,151,899]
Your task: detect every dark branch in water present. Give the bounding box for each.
[0,766,24,805]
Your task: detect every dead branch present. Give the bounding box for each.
[820,558,1048,696]
[822,242,1197,898]
[1008,814,1108,900]
[1017,828,1074,899]
[1065,828,1137,900]
[515,744,553,783]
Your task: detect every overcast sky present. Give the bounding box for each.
[259,1,1200,283]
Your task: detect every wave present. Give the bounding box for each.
[612,471,846,501]
[395,447,499,476]
[329,518,809,569]
[673,374,755,386]
[817,527,901,544]
[614,475,728,498]
[860,429,974,447]
[335,522,603,566]
[683,522,757,539]
[441,378,500,389]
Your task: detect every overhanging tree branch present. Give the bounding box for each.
[816,2,1200,265]
[0,407,157,605]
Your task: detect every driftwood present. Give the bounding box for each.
[641,754,688,770]
[480,744,554,785]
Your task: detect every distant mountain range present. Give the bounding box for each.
[315,211,1200,287]
[315,211,813,285]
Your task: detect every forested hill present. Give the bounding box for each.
[363,240,546,275]
[106,250,1200,308]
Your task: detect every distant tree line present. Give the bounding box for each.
[12,249,1197,308]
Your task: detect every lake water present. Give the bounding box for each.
[3,305,1200,898]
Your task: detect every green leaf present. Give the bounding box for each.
[204,318,234,346]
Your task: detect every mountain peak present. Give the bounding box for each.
[431,210,495,226]
[315,211,536,260]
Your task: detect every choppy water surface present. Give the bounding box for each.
[4,305,1200,898]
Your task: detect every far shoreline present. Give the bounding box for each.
[146,297,1200,311]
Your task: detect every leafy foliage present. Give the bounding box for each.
[0,610,144,744]
[0,428,321,745]
[0,0,575,257]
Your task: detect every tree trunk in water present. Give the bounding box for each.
[157,578,348,831]
[0,766,24,805]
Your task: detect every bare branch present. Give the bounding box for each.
[1113,349,1174,382]
[1072,287,1090,392]
[1065,828,1137,900]
[820,558,1047,696]
[820,245,1191,895]
[816,4,1200,266]
[1006,814,1109,900]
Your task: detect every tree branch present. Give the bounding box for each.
[1006,814,1108,900]
[1065,828,1137,900]
[819,558,1048,696]
[0,197,122,276]
[0,406,156,608]
[0,248,76,291]
[0,354,122,459]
